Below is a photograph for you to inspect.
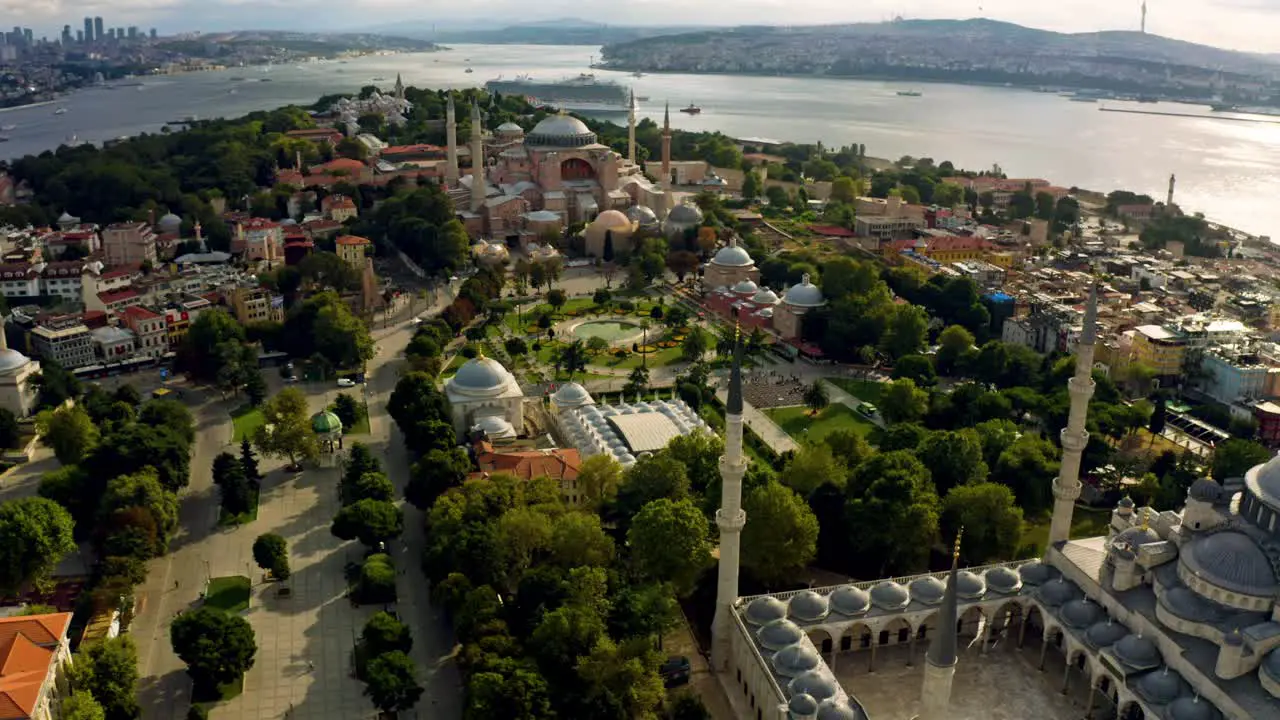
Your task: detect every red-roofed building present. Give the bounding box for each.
[321,194,358,223]
[472,443,585,505]
[0,613,73,720]
[301,219,343,239]
[335,235,371,269]
[807,224,856,238]
[379,144,447,162]
[881,235,1014,268]
[0,264,41,299]
[235,219,284,264]
[102,222,158,269]
[95,288,141,313]
[284,128,343,145]
[284,240,315,267]
[275,169,304,187]
[120,305,167,358]
[310,158,370,181]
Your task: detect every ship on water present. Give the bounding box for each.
[485,73,629,112]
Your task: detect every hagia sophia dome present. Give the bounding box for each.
[526,114,597,148]
[590,210,633,233]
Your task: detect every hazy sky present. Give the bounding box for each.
[7,0,1280,53]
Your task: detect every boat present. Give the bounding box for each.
[465,68,473,74]
[259,78,272,82]
[0,136,9,143]
[896,90,922,97]
[372,77,386,82]
[636,96,650,102]
[485,73,629,112]
[631,71,644,78]
[0,124,15,131]
[1069,96,1098,103]
[53,107,67,115]
[679,103,701,114]
[229,76,245,81]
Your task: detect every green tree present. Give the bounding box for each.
[845,451,940,576]
[549,511,615,568]
[244,369,267,407]
[829,175,858,204]
[387,372,456,454]
[1212,438,1272,480]
[627,498,711,596]
[781,443,847,496]
[358,553,397,603]
[577,454,624,512]
[139,400,196,445]
[211,451,252,518]
[935,325,975,375]
[973,419,1021,467]
[0,497,76,592]
[992,435,1060,514]
[361,611,412,656]
[253,387,319,468]
[169,608,257,695]
[0,408,20,449]
[465,666,553,719]
[822,428,874,469]
[331,499,404,547]
[406,447,472,509]
[803,380,829,415]
[941,482,1024,564]
[177,310,246,383]
[331,392,365,429]
[616,455,690,521]
[252,533,290,580]
[90,423,191,492]
[546,288,567,312]
[879,378,928,424]
[61,692,106,720]
[33,358,81,410]
[680,329,708,362]
[240,438,261,483]
[917,429,988,494]
[575,637,666,718]
[741,481,819,586]
[37,405,98,464]
[363,651,423,713]
[67,636,140,720]
[891,354,937,387]
[100,469,179,556]
[623,365,650,397]
[880,304,928,359]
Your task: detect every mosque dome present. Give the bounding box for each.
[955,570,986,599]
[984,566,1022,594]
[0,348,31,375]
[828,586,870,616]
[1243,451,1280,509]
[752,287,781,305]
[783,274,825,308]
[1158,586,1220,624]
[496,121,524,135]
[788,671,839,702]
[788,590,830,622]
[625,204,659,227]
[788,693,819,717]
[1060,599,1104,629]
[1113,634,1162,671]
[908,576,946,605]
[711,243,753,267]
[471,415,516,439]
[1189,476,1224,503]
[1118,495,1136,509]
[311,410,342,435]
[731,279,759,295]
[758,618,804,651]
[1017,560,1056,586]
[1084,619,1130,650]
[1182,531,1277,596]
[526,114,597,147]
[869,581,910,611]
[591,210,633,233]
[1135,668,1188,705]
[1036,578,1080,608]
[815,699,864,720]
[1262,647,1280,684]
[667,203,703,225]
[773,643,822,677]
[449,356,517,397]
[552,382,594,408]
[57,211,75,223]
[1114,526,1162,550]
[159,212,182,233]
[1166,697,1222,720]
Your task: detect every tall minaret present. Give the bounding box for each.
[1048,282,1099,545]
[445,93,459,186]
[469,102,485,213]
[919,530,963,720]
[394,73,404,102]
[1167,173,1176,207]
[661,102,672,184]
[627,89,637,164]
[711,322,748,671]
[1141,0,1148,33]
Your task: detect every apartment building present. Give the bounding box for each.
[1131,325,1186,379]
[91,325,137,361]
[0,613,74,720]
[335,234,372,269]
[1200,346,1277,406]
[321,194,359,222]
[30,316,95,369]
[230,286,284,325]
[120,305,168,358]
[101,222,158,268]
[856,215,925,243]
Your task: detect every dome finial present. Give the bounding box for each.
[802,272,812,285]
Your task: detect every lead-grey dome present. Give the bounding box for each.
[829,586,870,616]
[1166,697,1222,720]
[496,121,524,134]
[0,348,31,374]
[744,596,787,626]
[625,204,659,227]
[1158,586,1223,624]
[1018,560,1056,586]
[667,203,704,225]
[711,243,752,267]
[869,581,910,610]
[1061,598,1103,629]
[783,274,825,307]
[526,114,597,147]
[1113,634,1161,670]
[1189,476,1223,503]
[159,212,182,232]
[758,618,804,651]
[984,566,1022,594]
[788,590,830,622]
[1036,578,1080,608]
[773,643,821,676]
[1135,668,1187,705]
[752,287,780,305]
[450,356,516,396]
[1118,495,1136,509]
[788,693,819,716]
[1084,619,1129,649]
[1114,526,1161,549]
[1262,647,1280,684]
[1182,531,1278,596]
[1244,452,1280,509]
[909,576,946,605]
[552,382,593,408]
[816,699,863,720]
[732,279,760,295]
[788,671,839,702]
[955,570,986,599]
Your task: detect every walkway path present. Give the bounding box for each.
[714,388,798,454]
[820,380,886,429]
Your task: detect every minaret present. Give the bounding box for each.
[627,89,637,164]
[1048,282,1099,545]
[1141,0,1148,33]
[661,102,672,184]
[919,530,963,720]
[1167,173,1176,207]
[445,94,459,186]
[394,73,404,102]
[711,322,748,671]
[469,102,485,213]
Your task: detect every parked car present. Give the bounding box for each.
[337,378,356,387]
[857,403,879,418]
[659,656,691,688]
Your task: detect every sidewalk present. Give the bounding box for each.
[715,388,798,454]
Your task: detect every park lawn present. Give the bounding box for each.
[440,352,468,379]
[766,404,876,443]
[205,575,251,614]
[231,406,265,443]
[1018,507,1112,558]
[829,378,884,405]
[330,400,371,435]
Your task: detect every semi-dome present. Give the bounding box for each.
[752,287,780,305]
[984,566,1022,594]
[1084,619,1129,649]
[711,243,753,267]
[625,204,659,226]
[1158,586,1223,624]
[773,643,822,676]
[591,209,633,230]
[1244,452,1280,509]
[1113,634,1162,670]
[526,113,597,147]
[788,590,830,622]
[1189,476,1224,503]
[955,570,986,599]
[1166,697,1222,720]
[815,699,863,720]
[829,586,870,616]
[1018,560,1056,586]
[1135,668,1187,705]
[552,382,594,408]
[758,618,804,650]
[1060,598,1103,629]
[788,693,819,717]
[450,356,517,397]
[471,415,516,439]
[869,581,910,611]
[731,279,759,295]
[788,671,839,702]
[1036,578,1080,608]
[496,121,524,134]
[159,212,182,232]
[0,349,31,374]
[311,410,342,435]
[1182,531,1278,596]
[908,576,946,605]
[783,274,825,307]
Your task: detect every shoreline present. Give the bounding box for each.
[0,100,59,114]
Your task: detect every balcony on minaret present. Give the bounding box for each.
[1060,427,1089,453]
[715,507,746,532]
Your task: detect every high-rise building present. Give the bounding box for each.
[115,27,124,40]
[76,30,83,43]
[83,17,93,43]
[93,17,103,42]
[61,25,72,45]
[107,29,115,40]
[127,27,137,40]
[22,29,32,45]
[149,28,157,40]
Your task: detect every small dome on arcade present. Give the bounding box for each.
[1135,667,1188,705]
[984,566,1022,594]
[788,693,820,717]
[757,618,804,650]
[773,643,822,677]
[1166,697,1222,720]
[1036,578,1080,608]
[1113,634,1162,671]
[1017,560,1057,586]
[1060,598,1103,629]
[815,699,864,720]
[908,576,946,605]
[1084,619,1130,650]
[788,671,839,702]
[829,586,871,616]
[955,570,986,599]
[783,274,825,308]
[869,581,910,611]
[788,590,830,622]
[552,382,594,408]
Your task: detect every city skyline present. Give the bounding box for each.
[3,1,1280,53]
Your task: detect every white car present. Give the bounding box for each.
[337,378,356,387]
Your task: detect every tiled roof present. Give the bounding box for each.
[0,613,71,720]
[315,158,366,173]
[335,235,371,246]
[98,288,139,304]
[475,448,581,481]
[121,305,161,320]
[808,224,856,238]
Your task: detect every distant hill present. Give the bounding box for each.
[366,20,722,46]
[599,18,1280,99]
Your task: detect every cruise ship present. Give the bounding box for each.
[485,73,629,112]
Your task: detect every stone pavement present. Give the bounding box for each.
[714,388,798,454]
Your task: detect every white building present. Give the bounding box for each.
[444,355,526,439]
[552,383,712,468]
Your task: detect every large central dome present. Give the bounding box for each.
[449,356,518,397]
[1181,531,1278,597]
[526,114,597,148]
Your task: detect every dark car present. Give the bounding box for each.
[660,656,691,688]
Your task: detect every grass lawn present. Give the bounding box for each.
[765,404,876,443]
[829,378,884,405]
[204,575,251,614]
[345,412,371,435]
[1018,507,1112,558]
[440,352,468,379]
[230,406,265,443]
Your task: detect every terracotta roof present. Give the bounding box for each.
[475,448,581,481]
[335,235,371,247]
[925,235,995,252]
[100,268,134,279]
[0,613,71,719]
[121,305,161,320]
[380,144,445,156]
[302,219,342,231]
[322,194,356,209]
[314,158,366,174]
[98,288,139,304]
[275,170,304,186]
[808,224,856,238]
[240,218,280,231]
